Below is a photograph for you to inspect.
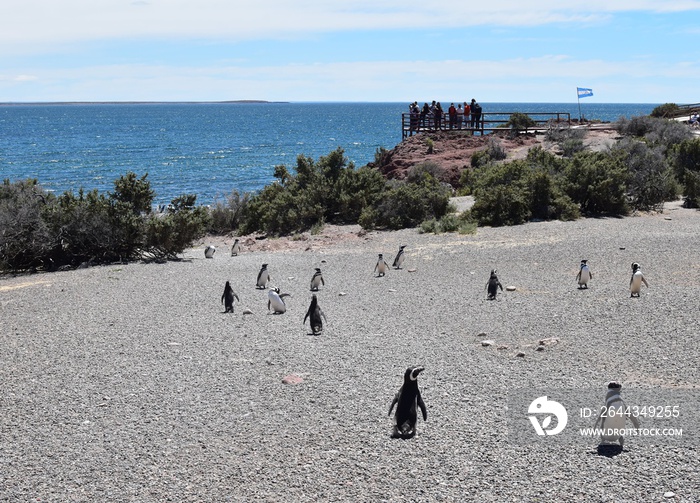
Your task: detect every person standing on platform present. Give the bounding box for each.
[448,103,457,129]
[464,101,471,133]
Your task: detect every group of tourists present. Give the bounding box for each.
[408,99,483,133]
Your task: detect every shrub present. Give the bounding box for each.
[239,148,387,235]
[364,174,451,230]
[650,103,680,119]
[670,138,700,207]
[616,116,691,150]
[0,179,52,271]
[611,138,679,211]
[561,138,586,157]
[144,194,210,260]
[563,151,630,215]
[407,161,447,184]
[209,190,251,234]
[506,112,536,135]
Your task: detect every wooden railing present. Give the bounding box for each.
[401,111,571,139]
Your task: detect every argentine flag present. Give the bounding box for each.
[577,87,594,98]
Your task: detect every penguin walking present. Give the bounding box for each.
[486,269,503,300]
[268,287,291,314]
[310,268,325,291]
[374,253,389,277]
[256,264,271,289]
[231,239,241,256]
[629,262,649,297]
[576,259,593,289]
[392,245,407,269]
[204,245,216,258]
[593,382,640,449]
[304,294,327,335]
[221,281,240,313]
[388,366,427,439]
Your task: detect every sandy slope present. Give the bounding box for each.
[1,202,699,502]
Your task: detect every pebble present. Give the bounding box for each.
[339,292,348,296]
[664,492,676,498]
[242,309,254,315]
[506,285,517,291]
[516,352,526,357]
[282,374,304,385]
[481,340,495,347]
[408,268,417,273]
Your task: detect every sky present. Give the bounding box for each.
[1,1,700,103]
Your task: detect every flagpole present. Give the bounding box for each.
[577,88,582,122]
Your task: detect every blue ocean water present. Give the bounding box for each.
[0,102,657,205]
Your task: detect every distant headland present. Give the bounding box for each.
[0,100,288,106]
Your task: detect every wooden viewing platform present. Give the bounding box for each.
[401,111,571,139]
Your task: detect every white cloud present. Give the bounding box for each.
[2,0,700,48]
[4,56,698,103]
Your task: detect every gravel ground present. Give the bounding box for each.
[1,202,699,502]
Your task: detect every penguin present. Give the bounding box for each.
[388,366,427,439]
[486,269,503,300]
[268,287,291,314]
[629,262,649,297]
[303,294,327,335]
[310,268,325,291]
[593,382,640,449]
[256,264,271,289]
[231,239,241,256]
[374,253,389,277]
[576,259,593,289]
[221,281,240,313]
[204,245,216,258]
[392,245,407,269]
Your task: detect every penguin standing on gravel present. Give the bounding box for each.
[593,382,640,449]
[392,245,407,269]
[629,262,649,297]
[256,264,271,289]
[221,281,240,313]
[486,269,503,300]
[231,239,241,256]
[374,253,389,277]
[576,259,593,289]
[310,268,325,291]
[388,366,427,439]
[204,245,216,258]
[303,294,327,335]
[268,287,291,314]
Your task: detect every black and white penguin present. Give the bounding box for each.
[629,262,649,297]
[374,253,389,277]
[310,268,325,291]
[486,269,503,300]
[221,281,240,313]
[268,287,291,314]
[204,245,216,258]
[256,264,271,289]
[392,245,407,269]
[388,366,427,439]
[231,239,241,256]
[576,259,593,289]
[303,294,327,335]
[593,382,640,448]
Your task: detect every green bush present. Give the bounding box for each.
[209,190,252,234]
[0,173,210,272]
[611,138,679,211]
[365,174,451,230]
[239,148,386,235]
[0,179,52,271]
[650,103,680,119]
[563,151,630,215]
[506,112,536,134]
[670,138,700,207]
[561,138,585,157]
[144,194,210,260]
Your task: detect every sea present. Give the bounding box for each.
[0,102,657,206]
